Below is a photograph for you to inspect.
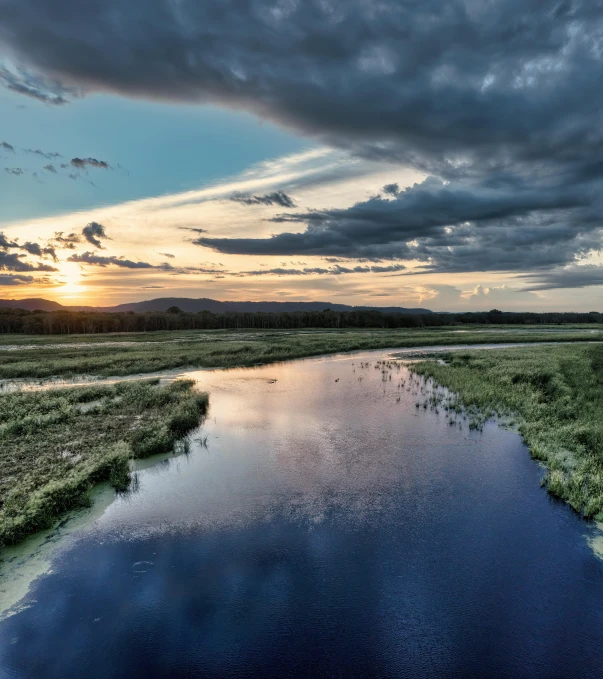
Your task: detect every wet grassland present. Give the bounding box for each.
[0,325,600,380]
[1,325,602,546]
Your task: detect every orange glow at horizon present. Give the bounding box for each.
[56,262,85,298]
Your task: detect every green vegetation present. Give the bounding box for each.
[0,326,599,379]
[0,379,208,546]
[411,343,603,521]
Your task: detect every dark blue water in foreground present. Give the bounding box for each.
[1,352,603,678]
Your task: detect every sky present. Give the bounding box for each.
[0,0,602,311]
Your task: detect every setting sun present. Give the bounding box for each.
[58,261,85,296]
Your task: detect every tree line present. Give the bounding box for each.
[0,306,600,335]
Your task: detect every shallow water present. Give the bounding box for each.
[1,351,603,678]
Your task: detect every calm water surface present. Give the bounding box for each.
[1,351,603,678]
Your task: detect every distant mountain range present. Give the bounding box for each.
[0,297,433,315]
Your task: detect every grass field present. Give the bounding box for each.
[0,325,599,379]
[411,343,603,521]
[0,379,208,546]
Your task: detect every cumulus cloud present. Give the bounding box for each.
[0,232,58,263]
[421,284,540,311]
[0,233,18,249]
[466,284,539,307]
[50,231,81,249]
[67,252,155,269]
[0,274,56,286]
[382,183,400,197]
[0,274,37,286]
[82,222,109,248]
[20,241,57,260]
[0,251,57,272]
[231,191,296,208]
[43,163,56,173]
[1,141,14,153]
[71,157,109,170]
[4,167,24,176]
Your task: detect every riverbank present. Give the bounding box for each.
[410,343,603,521]
[0,380,208,546]
[0,326,600,379]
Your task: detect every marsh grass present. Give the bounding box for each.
[0,379,208,546]
[0,326,599,379]
[411,344,603,521]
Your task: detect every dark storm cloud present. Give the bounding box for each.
[3,1,603,276]
[520,266,603,291]
[82,222,109,248]
[411,210,602,274]
[196,176,597,271]
[67,252,155,269]
[231,191,296,208]
[1,141,14,152]
[71,157,109,170]
[2,1,603,174]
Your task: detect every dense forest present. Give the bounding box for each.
[0,307,600,334]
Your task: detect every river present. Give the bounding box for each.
[1,350,602,678]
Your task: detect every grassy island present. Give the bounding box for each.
[0,379,208,546]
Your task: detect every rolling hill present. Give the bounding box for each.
[0,297,433,315]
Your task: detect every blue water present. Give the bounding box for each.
[1,352,603,678]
